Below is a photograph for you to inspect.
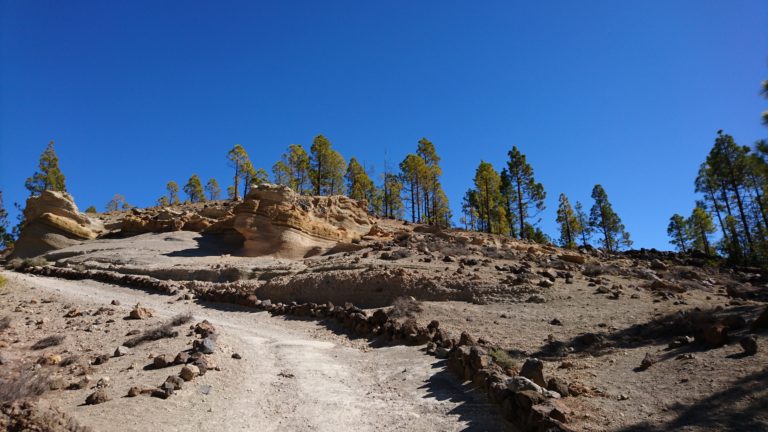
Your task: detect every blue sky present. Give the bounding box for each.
[1,1,767,249]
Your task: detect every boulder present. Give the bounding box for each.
[559,254,586,265]
[179,364,200,381]
[129,304,153,320]
[520,358,546,387]
[193,337,216,354]
[12,190,103,258]
[85,389,111,405]
[233,183,373,258]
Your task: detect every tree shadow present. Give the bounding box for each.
[531,304,766,361]
[418,361,516,431]
[617,368,768,432]
[163,233,243,257]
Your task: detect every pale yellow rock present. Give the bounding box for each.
[233,183,373,259]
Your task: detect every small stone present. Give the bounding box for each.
[550,318,562,326]
[520,358,546,387]
[193,337,216,354]
[739,336,758,356]
[231,353,242,360]
[114,346,129,357]
[85,389,111,405]
[547,377,569,397]
[110,300,120,306]
[164,375,184,390]
[127,386,143,397]
[96,377,110,388]
[179,365,200,381]
[538,279,555,288]
[92,354,110,365]
[639,353,656,370]
[194,320,217,337]
[526,294,546,304]
[153,354,170,369]
[129,303,153,320]
[619,393,630,400]
[174,352,190,365]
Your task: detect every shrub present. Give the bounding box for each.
[7,257,48,271]
[488,347,518,371]
[123,313,191,348]
[0,370,51,404]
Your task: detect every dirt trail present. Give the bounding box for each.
[2,272,509,432]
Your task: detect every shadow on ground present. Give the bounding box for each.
[532,304,766,361]
[617,368,768,432]
[164,233,243,258]
[419,361,514,431]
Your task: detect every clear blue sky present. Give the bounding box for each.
[1,1,767,250]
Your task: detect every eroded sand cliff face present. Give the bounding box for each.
[12,190,103,258]
[233,183,373,258]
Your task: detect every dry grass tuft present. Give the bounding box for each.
[389,296,424,319]
[488,347,518,371]
[123,313,190,348]
[31,335,65,350]
[0,370,51,404]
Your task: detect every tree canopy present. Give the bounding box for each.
[25,141,66,196]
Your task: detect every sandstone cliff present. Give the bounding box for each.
[233,183,373,258]
[12,190,103,258]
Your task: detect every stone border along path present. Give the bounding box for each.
[15,264,574,431]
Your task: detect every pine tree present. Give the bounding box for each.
[227,144,251,200]
[184,175,206,203]
[472,161,504,234]
[84,206,98,213]
[0,191,14,249]
[205,178,222,200]
[156,196,169,207]
[556,194,581,249]
[589,184,631,252]
[399,154,428,223]
[416,138,450,226]
[505,146,546,240]
[227,185,237,200]
[166,181,180,205]
[461,189,479,231]
[499,169,519,238]
[574,201,591,247]
[381,172,404,219]
[762,78,768,125]
[106,194,130,212]
[667,214,690,253]
[345,157,377,209]
[310,135,346,195]
[687,203,716,256]
[25,140,67,196]
[273,144,311,193]
[242,162,268,197]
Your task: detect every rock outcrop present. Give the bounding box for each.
[12,190,103,258]
[233,183,373,258]
[120,205,235,235]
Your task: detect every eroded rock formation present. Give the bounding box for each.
[233,183,373,258]
[12,190,103,258]
[120,205,236,235]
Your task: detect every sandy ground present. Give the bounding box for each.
[0,271,510,432]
